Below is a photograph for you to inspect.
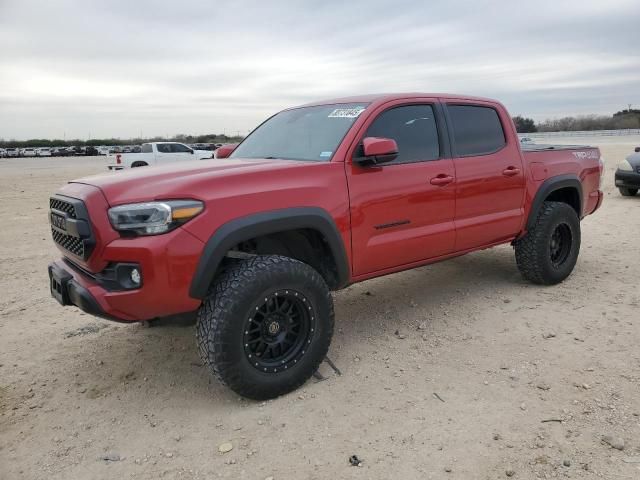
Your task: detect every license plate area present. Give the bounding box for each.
[49,266,71,305]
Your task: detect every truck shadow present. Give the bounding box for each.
[66,247,525,404]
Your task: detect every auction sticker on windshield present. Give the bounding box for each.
[328,107,365,118]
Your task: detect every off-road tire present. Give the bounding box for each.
[619,187,638,197]
[196,255,334,400]
[514,201,581,285]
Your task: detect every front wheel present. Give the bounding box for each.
[196,255,334,400]
[619,187,638,197]
[514,201,581,285]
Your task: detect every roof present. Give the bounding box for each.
[296,92,498,108]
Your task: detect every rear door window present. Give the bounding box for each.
[447,105,506,156]
[141,144,153,153]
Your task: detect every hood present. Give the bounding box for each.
[71,157,313,206]
[626,152,640,167]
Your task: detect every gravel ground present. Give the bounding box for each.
[1,139,639,480]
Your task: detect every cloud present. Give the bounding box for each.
[0,0,638,139]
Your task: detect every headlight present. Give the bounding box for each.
[108,200,204,236]
[617,159,633,172]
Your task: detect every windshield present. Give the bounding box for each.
[231,103,369,162]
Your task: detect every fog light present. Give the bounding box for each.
[130,268,141,285]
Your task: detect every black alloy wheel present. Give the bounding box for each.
[549,223,572,268]
[243,289,315,373]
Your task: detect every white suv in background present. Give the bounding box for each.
[21,148,37,157]
[36,147,52,157]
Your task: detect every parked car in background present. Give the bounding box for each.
[106,142,213,170]
[0,148,6,158]
[51,147,66,157]
[189,143,212,151]
[21,148,37,157]
[520,137,534,144]
[615,146,640,196]
[6,148,20,158]
[36,147,52,157]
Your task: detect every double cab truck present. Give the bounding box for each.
[106,141,213,170]
[48,93,604,399]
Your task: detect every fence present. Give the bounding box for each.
[521,129,640,138]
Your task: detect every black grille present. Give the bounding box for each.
[49,196,93,259]
[51,229,85,257]
[50,198,77,218]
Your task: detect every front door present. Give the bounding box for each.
[346,102,456,276]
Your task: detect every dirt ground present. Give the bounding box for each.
[1,138,639,480]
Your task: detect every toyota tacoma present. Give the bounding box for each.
[48,93,604,399]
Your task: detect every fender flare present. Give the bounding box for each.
[526,174,583,231]
[189,207,350,299]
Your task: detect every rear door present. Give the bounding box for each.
[444,102,525,250]
[346,100,456,276]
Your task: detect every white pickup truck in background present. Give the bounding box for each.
[106,142,213,170]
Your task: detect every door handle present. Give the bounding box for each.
[430,174,454,186]
[502,166,520,176]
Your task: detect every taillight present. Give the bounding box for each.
[116,154,121,165]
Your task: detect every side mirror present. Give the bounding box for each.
[355,137,398,166]
[189,149,194,154]
[216,143,239,159]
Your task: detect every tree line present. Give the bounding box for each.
[513,109,640,133]
[0,133,245,149]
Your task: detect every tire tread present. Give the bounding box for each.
[195,255,333,399]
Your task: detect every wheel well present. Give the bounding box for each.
[131,161,148,167]
[545,187,581,217]
[222,229,341,289]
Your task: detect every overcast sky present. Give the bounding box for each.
[1,0,639,140]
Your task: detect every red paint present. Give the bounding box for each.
[215,143,238,159]
[362,137,398,157]
[49,93,603,321]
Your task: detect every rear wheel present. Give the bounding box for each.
[514,201,581,285]
[196,255,334,400]
[619,187,638,197]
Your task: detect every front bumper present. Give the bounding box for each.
[615,169,640,189]
[48,227,205,322]
[49,262,120,321]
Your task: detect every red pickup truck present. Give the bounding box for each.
[48,93,604,399]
